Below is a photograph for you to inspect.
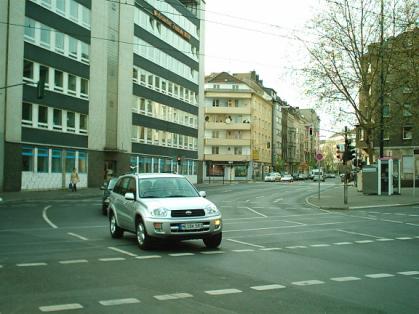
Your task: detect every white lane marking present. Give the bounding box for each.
[227,239,265,248]
[245,206,267,218]
[250,284,286,291]
[255,196,264,199]
[39,304,83,312]
[59,259,88,264]
[274,198,283,203]
[331,277,361,282]
[205,289,242,295]
[154,293,193,301]
[108,247,138,257]
[336,229,382,238]
[67,233,88,241]
[42,206,57,229]
[365,273,395,279]
[169,253,195,257]
[395,213,407,216]
[16,262,47,267]
[135,255,161,260]
[397,271,419,276]
[396,237,412,240]
[292,280,324,286]
[409,214,419,217]
[232,249,254,252]
[333,242,353,245]
[376,238,395,242]
[260,247,282,251]
[406,223,419,226]
[224,221,348,233]
[98,257,126,262]
[201,251,225,255]
[99,298,140,306]
[310,244,330,247]
[382,219,403,224]
[355,240,374,244]
[286,246,307,249]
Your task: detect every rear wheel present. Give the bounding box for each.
[136,219,152,250]
[109,212,123,238]
[203,233,222,249]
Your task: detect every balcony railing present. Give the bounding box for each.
[205,122,251,130]
[205,138,251,146]
[204,154,251,162]
[204,106,251,115]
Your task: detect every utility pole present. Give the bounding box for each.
[379,0,385,158]
[344,126,348,205]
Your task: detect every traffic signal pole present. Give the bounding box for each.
[344,126,348,205]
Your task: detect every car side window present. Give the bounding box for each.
[120,178,130,195]
[128,178,136,196]
[113,179,122,194]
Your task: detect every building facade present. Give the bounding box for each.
[203,72,273,181]
[0,0,204,191]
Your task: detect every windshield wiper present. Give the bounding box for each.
[167,195,189,198]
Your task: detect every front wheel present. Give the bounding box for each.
[109,212,123,238]
[136,219,152,250]
[203,233,222,249]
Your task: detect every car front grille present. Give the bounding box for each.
[171,209,205,217]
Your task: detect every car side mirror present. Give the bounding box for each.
[125,192,135,201]
[199,191,206,198]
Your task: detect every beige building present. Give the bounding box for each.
[203,72,273,181]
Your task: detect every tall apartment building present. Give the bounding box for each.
[203,72,273,181]
[0,0,204,191]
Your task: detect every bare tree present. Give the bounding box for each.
[301,0,417,162]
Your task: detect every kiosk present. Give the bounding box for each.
[377,158,401,195]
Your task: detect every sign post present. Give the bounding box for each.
[315,153,323,199]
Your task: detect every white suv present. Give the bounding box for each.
[108,173,222,250]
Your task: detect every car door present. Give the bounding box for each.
[121,177,138,232]
[115,177,131,229]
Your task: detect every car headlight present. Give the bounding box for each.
[204,204,220,216]
[151,207,169,218]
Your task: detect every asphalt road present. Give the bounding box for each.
[1,180,418,313]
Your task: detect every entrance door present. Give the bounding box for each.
[104,160,117,181]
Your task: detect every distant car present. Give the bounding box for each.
[264,172,281,182]
[312,170,325,182]
[101,177,118,215]
[327,173,336,178]
[108,173,222,250]
[298,173,308,180]
[280,174,294,182]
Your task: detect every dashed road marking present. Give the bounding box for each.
[310,244,330,247]
[396,237,412,240]
[99,298,140,306]
[232,249,255,252]
[154,293,193,300]
[135,255,161,260]
[108,246,138,257]
[250,284,286,291]
[67,233,88,241]
[39,303,83,312]
[201,251,225,255]
[205,289,242,295]
[169,253,195,257]
[286,245,307,249]
[355,240,374,244]
[16,262,47,267]
[398,271,419,276]
[59,259,88,264]
[333,242,353,245]
[330,276,361,282]
[365,273,395,279]
[227,239,265,248]
[376,238,394,242]
[292,280,324,286]
[98,257,126,262]
[382,219,403,224]
[260,247,282,251]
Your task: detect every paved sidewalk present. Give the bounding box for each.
[306,184,419,210]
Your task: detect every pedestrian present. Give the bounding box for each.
[70,168,80,192]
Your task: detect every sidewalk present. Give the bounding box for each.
[306,184,419,210]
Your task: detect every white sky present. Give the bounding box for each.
[204,0,340,138]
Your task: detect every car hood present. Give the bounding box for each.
[140,196,214,210]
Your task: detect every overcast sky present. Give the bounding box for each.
[204,0,339,138]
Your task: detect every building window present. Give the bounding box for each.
[70,1,79,22]
[23,60,34,81]
[37,148,49,173]
[24,17,35,41]
[78,151,87,173]
[22,103,33,126]
[55,32,64,53]
[403,104,412,117]
[65,150,76,172]
[212,146,219,154]
[53,109,62,130]
[383,104,390,117]
[38,106,48,128]
[54,70,63,91]
[51,149,62,173]
[383,128,390,141]
[81,42,89,62]
[69,37,78,58]
[234,147,242,155]
[40,25,51,48]
[67,74,77,95]
[22,146,34,171]
[81,6,90,28]
[402,127,412,140]
[56,0,65,14]
[39,65,49,87]
[79,114,87,134]
[67,112,75,132]
[80,78,88,97]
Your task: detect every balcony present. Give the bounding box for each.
[204,154,251,162]
[204,106,251,115]
[205,138,251,146]
[205,122,251,130]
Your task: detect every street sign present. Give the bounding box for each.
[315,153,323,161]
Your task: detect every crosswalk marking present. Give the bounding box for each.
[397,271,419,276]
[331,276,361,282]
[39,304,83,312]
[250,284,286,291]
[365,273,394,279]
[292,280,324,286]
[205,289,242,295]
[99,298,140,306]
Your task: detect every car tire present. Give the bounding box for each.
[102,205,108,216]
[109,212,123,239]
[203,233,222,249]
[136,218,152,250]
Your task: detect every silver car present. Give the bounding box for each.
[108,173,222,250]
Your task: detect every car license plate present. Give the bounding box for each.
[180,223,203,230]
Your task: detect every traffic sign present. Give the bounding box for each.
[315,153,323,161]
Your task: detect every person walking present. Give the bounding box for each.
[70,168,80,192]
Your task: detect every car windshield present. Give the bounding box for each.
[138,177,199,198]
[108,178,118,189]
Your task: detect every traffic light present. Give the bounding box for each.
[177,156,181,165]
[344,139,356,162]
[336,144,341,160]
[37,79,45,99]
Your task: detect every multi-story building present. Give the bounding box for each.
[203,71,273,181]
[0,0,204,191]
[357,28,418,179]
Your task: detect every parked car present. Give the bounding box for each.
[264,172,281,182]
[312,170,325,182]
[298,173,308,180]
[100,177,118,215]
[280,174,294,182]
[108,173,222,250]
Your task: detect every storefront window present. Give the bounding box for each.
[51,149,62,173]
[78,151,87,173]
[207,164,224,177]
[160,158,172,173]
[22,146,34,171]
[37,148,49,173]
[235,165,247,177]
[65,150,76,172]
